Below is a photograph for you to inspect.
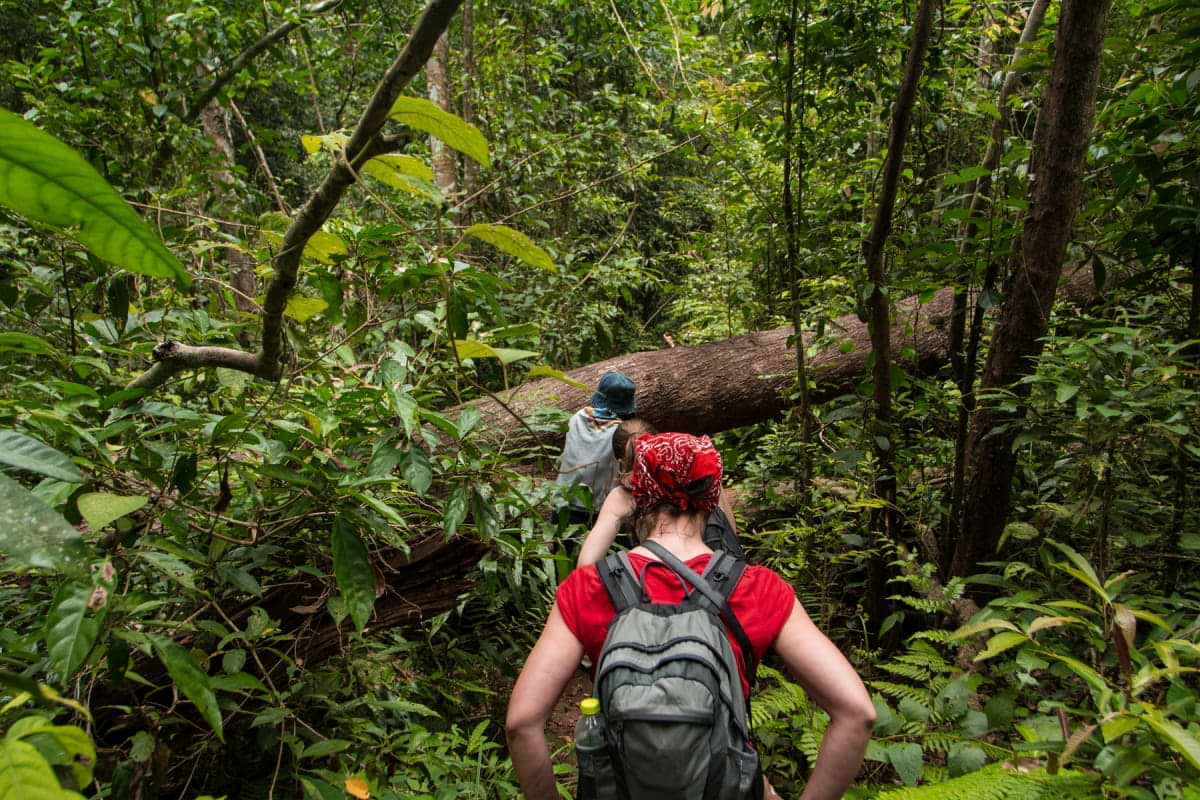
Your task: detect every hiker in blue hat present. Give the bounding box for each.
[555,371,637,526]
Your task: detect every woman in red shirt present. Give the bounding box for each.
[507,433,875,800]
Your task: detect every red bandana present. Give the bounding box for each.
[630,433,723,514]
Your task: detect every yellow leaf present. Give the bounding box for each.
[284,296,329,323]
[139,88,159,105]
[344,776,370,799]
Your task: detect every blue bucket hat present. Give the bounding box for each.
[592,371,636,420]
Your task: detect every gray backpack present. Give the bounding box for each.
[591,541,762,800]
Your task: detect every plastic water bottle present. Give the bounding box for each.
[575,697,608,799]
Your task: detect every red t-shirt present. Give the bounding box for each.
[556,552,795,698]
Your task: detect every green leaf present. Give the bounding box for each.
[284,296,329,323]
[887,742,923,786]
[0,738,84,800]
[44,582,101,679]
[300,131,348,155]
[464,223,554,271]
[150,636,223,740]
[454,339,541,366]
[943,165,992,186]
[1140,708,1200,771]
[331,516,376,633]
[303,230,347,263]
[401,447,433,498]
[300,739,351,759]
[136,551,196,591]
[0,431,81,483]
[129,731,155,763]
[76,493,147,531]
[0,473,88,572]
[0,109,189,288]
[0,333,59,357]
[525,364,593,392]
[1041,651,1109,696]
[447,288,468,340]
[974,631,1030,661]
[1055,383,1080,404]
[457,407,482,439]
[1046,539,1109,604]
[387,97,490,167]
[444,486,468,537]
[8,717,96,787]
[951,617,1021,640]
[361,156,441,201]
[947,743,987,777]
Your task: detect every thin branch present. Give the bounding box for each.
[186,0,344,123]
[229,99,290,214]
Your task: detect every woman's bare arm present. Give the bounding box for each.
[506,606,585,800]
[577,487,634,566]
[773,599,876,799]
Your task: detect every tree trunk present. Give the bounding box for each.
[461,0,480,220]
[427,32,458,197]
[946,0,1051,572]
[952,0,1113,578]
[198,101,258,313]
[861,0,937,624]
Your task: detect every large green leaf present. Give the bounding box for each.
[0,431,81,483]
[6,717,96,788]
[886,742,923,786]
[0,333,59,357]
[76,493,147,531]
[44,582,101,679]
[454,339,541,366]
[361,155,441,202]
[0,473,88,572]
[150,636,223,741]
[0,110,189,288]
[1140,708,1200,771]
[387,97,491,167]
[463,223,554,271]
[0,738,84,800]
[331,516,376,633]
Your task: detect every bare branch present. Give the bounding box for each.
[125,341,269,391]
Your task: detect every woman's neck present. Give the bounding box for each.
[636,513,710,560]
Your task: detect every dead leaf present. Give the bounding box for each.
[345,776,370,799]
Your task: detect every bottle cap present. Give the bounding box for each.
[580,698,600,716]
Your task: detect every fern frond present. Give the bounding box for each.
[873,764,1099,799]
[869,680,934,704]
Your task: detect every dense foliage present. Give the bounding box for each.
[1,1,1198,799]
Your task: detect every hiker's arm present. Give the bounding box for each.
[578,486,634,566]
[774,599,876,800]
[507,605,585,800]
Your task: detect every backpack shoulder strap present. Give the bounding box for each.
[700,551,757,681]
[643,542,758,682]
[596,551,641,613]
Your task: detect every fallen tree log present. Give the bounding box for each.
[466,265,1100,446]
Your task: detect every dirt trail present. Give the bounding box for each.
[546,670,593,756]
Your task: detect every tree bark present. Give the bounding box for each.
[861,0,937,624]
[952,0,1113,578]
[197,100,260,314]
[427,32,458,197]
